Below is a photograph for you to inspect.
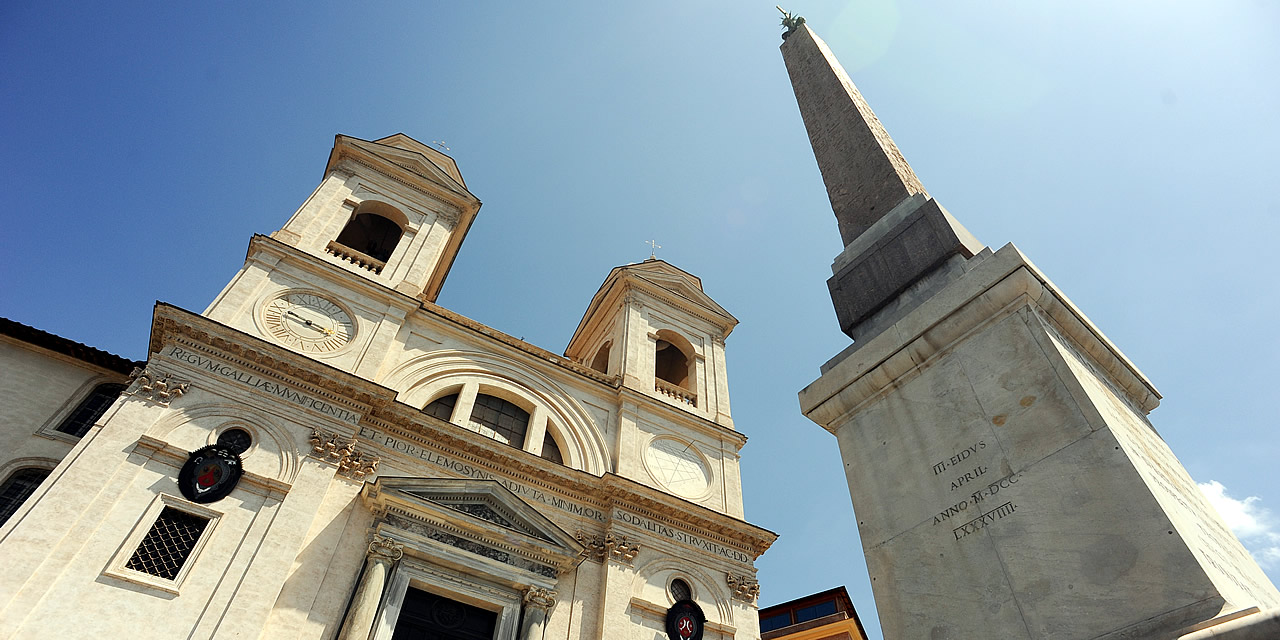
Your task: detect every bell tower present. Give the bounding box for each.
[203,134,480,377]
[565,259,736,428]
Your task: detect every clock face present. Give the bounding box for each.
[262,292,355,353]
[645,438,711,498]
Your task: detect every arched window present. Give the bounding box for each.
[468,394,529,448]
[422,392,459,422]
[335,212,403,263]
[420,389,569,467]
[655,339,691,390]
[0,467,51,526]
[590,341,611,374]
[540,432,563,465]
[56,383,126,438]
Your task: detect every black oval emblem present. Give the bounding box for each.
[178,445,243,503]
[665,599,705,640]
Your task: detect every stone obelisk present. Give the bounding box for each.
[782,17,1280,640]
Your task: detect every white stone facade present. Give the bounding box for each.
[0,134,774,640]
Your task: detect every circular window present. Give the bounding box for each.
[217,428,253,455]
[670,578,692,602]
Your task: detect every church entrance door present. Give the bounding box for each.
[390,587,498,640]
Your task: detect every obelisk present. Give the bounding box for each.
[782,16,1280,640]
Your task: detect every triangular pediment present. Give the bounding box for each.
[401,487,550,541]
[327,135,477,205]
[365,477,584,566]
[374,133,467,186]
[566,259,736,358]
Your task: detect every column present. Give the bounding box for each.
[519,587,557,640]
[337,534,404,640]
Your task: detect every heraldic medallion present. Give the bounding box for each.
[178,444,243,503]
[665,599,705,640]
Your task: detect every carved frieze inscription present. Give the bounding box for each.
[163,345,361,424]
[928,439,1020,541]
[358,426,607,523]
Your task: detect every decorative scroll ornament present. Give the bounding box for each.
[523,586,558,611]
[337,448,380,479]
[310,428,380,479]
[368,534,404,562]
[726,573,761,603]
[128,366,191,406]
[606,532,640,566]
[576,531,608,562]
[575,530,639,565]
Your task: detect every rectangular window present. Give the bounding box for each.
[124,507,210,580]
[759,612,793,632]
[794,599,838,624]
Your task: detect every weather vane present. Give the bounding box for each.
[646,240,662,260]
[777,6,805,40]
[432,140,450,152]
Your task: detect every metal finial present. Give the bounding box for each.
[646,240,662,260]
[432,140,450,152]
[777,6,805,40]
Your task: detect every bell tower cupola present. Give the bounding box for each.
[203,134,481,375]
[271,133,481,300]
[566,259,737,428]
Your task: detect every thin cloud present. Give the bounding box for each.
[1199,480,1280,569]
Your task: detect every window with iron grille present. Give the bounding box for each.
[124,507,209,580]
[56,383,126,437]
[468,394,529,447]
[0,467,51,526]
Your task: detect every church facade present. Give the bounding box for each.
[0,134,774,639]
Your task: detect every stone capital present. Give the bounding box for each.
[367,534,404,563]
[523,586,557,611]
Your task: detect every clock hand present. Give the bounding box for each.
[286,310,332,334]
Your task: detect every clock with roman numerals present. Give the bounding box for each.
[261,291,355,353]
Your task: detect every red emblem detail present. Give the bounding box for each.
[678,615,695,639]
[196,462,221,488]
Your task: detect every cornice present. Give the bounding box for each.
[415,299,620,387]
[367,404,774,558]
[800,243,1161,431]
[617,385,747,448]
[335,156,462,226]
[146,305,774,560]
[148,304,396,412]
[246,234,422,313]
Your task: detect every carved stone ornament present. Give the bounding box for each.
[523,586,557,611]
[389,515,557,578]
[607,532,640,566]
[575,531,608,563]
[726,573,760,603]
[310,427,380,479]
[127,366,191,406]
[368,534,404,562]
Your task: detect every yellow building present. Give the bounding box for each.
[757,587,867,640]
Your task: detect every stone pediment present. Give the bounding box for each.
[566,259,736,357]
[327,135,477,204]
[401,487,550,542]
[363,477,584,577]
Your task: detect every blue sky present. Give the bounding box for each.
[2,2,1278,638]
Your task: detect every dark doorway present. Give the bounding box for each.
[391,587,498,640]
